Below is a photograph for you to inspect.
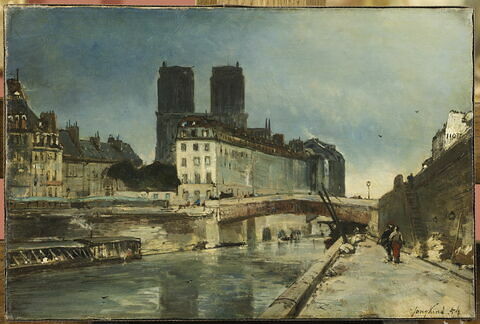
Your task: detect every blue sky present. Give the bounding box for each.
[6,7,473,197]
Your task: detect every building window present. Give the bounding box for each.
[181,143,187,152]
[181,130,187,138]
[193,143,199,151]
[206,172,212,183]
[205,156,211,166]
[182,174,188,184]
[53,170,57,181]
[191,130,198,137]
[194,173,201,184]
[205,143,210,151]
[165,193,170,200]
[202,130,209,137]
[193,157,200,166]
[181,158,187,167]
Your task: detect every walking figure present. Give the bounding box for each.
[378,224,394,261]
[389,226,404,264]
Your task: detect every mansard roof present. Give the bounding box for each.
[7,97,40,130]
[6,79,41,131]
[59,130,142,165]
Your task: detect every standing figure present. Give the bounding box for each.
[378,224,394,261]
[389,226,404,264]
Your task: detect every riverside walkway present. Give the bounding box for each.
[298,240,474,319]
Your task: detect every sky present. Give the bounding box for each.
[5,7,473,198]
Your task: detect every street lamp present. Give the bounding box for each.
[366,181,371,200]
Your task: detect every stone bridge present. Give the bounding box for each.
[206,195,379,229]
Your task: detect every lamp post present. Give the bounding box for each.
[366,181,371,200]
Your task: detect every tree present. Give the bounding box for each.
[106,161,180,191]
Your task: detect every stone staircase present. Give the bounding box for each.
[405,186,428,255]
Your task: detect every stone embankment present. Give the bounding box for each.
[297,238,474,319]
[260,235,361,318]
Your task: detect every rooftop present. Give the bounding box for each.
[59,130,142,165]
[177,115,343,161]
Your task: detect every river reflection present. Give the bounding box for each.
[8,239,327,320]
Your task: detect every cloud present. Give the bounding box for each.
[6,7,473,198]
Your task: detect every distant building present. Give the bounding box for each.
[210,63,248,129]
[431,110,472,160]
[155,62,205,164]
[6,77,142,199]
[155,62,249,165]
[288,138,304,153]
[175,116,345,202]
[6,78,63,198]
[59,123,142,198]
[378,109,473,263]
[157,61,195,114]
[304,138,346,197]
[155,62,345,200]
[246,119,271,139]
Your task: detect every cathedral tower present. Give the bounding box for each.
[210,62,248,129]
[155,62,195,164]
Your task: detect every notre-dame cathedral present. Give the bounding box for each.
[155,61,249,164]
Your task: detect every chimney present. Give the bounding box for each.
[66,121,80,148]
[40,112,57,133]
[89,131,101,150]
[108,134,123,151]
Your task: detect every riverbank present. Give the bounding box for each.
[297,240,474,319]
[260,237,343,318]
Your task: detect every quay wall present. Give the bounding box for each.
[7,210,211,255]
[378,135,473,264]
[8,211,312,255]
[8,197,377,255]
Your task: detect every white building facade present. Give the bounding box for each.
[175,116,344,203]
[432,110,472,160]
[176,125,219,202]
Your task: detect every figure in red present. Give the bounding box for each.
[389,225,404,264]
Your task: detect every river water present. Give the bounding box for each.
[8,238,327,320]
